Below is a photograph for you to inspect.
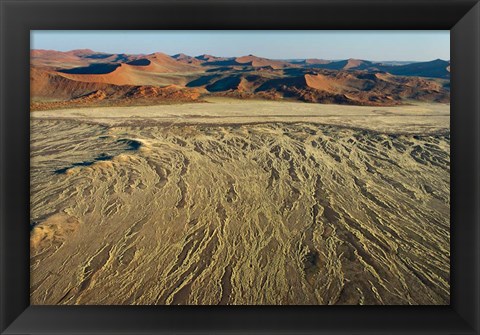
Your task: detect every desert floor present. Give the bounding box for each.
[30,99,450,305]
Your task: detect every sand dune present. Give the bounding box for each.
[30,66,203,109]
[58,56,203,86]
[235,55,289,69]
[30,49,450,109]
[30,100,450,305]
[31,49,140,71]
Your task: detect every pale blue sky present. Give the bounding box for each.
[31,30,450,61]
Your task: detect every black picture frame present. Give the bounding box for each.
[1,0,479,334]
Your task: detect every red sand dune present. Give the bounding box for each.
[31,49,92,69]
[30,66,202,105]
[31,67,119,99]
[304,59,331,65]
[235,55,288,69]
[304,73,338,92]
[195,54,230,62]
[173,53,203,65]
[343,58,367,69]
[55,53,202,86]
[30,49,450,108]
[141,52,201,72]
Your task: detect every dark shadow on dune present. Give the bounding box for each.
[206,77,242,92]
[205,67,234,73]
[283,68,307,76]
[202,59,239,67]
[379,59,450,79]
[305,60,349,70]
[30,221,40,231]
[54,139,142,174]
[186,75,220,87]
[53,136,142,174]
[255,76,306,92]
[54,153,114,174]
[59,63,120,75]
[126,59,151,66]
[116,139,142,150]
[83,53,114,60]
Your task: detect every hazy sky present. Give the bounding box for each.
[31,30,450,61]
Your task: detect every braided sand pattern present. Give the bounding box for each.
[30,101,449,305]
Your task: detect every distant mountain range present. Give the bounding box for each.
[30,49,450,110]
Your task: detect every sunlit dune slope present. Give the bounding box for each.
[30,49,450,108]
[57,53,204,86]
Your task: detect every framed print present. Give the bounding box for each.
[28,29,452,307]
[1,0,479,334]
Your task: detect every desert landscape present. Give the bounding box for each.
[30,43,450,305]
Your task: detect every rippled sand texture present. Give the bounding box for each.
[30,104,450,305]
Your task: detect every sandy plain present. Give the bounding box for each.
[30,99,450,305]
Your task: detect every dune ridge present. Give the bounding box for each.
[30,49,450,110]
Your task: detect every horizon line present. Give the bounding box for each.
[30,48,450,63]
